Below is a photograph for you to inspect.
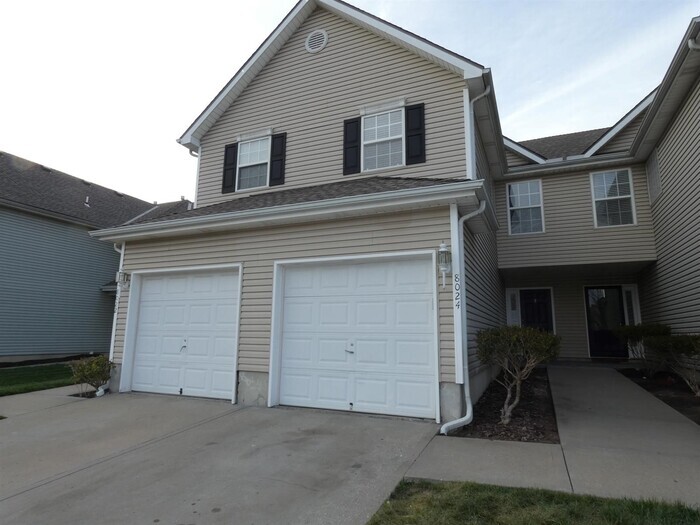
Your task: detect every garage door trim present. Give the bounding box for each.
[120,263,243,402]
[267,250,440,422]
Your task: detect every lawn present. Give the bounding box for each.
[368,481,700,525]
[0,364,74,396]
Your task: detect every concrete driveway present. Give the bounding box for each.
[0,388,436,524]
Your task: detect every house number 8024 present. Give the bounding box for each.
[453,273,461,309]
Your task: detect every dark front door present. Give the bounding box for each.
[520,289,554,332]
[585,286,628,359]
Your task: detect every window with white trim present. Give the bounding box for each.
[362,109,404,171]
[507,180,544,234]
[591,169,635,227]
[237,137,270,190]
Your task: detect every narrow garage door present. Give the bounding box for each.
[131,269,239,399]
[279,257,437,418]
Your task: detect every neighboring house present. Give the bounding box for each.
[91,0,700,426]
[0,151,191,361]
[499,18,700,361]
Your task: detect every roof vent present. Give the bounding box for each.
[305,29,328,54]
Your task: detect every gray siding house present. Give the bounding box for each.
[0,152,190,361]
[90,0,699,431]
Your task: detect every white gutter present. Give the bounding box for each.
[464,86,492,179]
[108,242,126,362]
[90,180,484,242]
[440,199,486,435]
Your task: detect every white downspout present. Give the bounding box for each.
[108,242,126,362]
[463,85,492,180]
[439,199,486,435]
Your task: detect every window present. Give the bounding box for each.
[222,133,286,194]
[362,109,404,171]
[237,137,270,191]
[590,169,635,227]
[507,180,544,234]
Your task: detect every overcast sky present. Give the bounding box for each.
[2,0,697,203]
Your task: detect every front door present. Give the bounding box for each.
[585,286,627,359]
[519,289,554,332]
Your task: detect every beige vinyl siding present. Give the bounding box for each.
[496,165,657,268]
[475,130,494,200]
[196,8,466,207]
[114,208,457,381]
[505,272,641,359]
[505,149,535,168]
[640,79,700,333]
[598,109,647,154]
[465,228,504,370]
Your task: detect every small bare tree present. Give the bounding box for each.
[647,335,700,397]
[477,326,560,425]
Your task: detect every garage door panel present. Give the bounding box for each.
[279,257,437,419]
[131,269,239,400]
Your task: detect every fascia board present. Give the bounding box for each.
[90,181,484,242]
[584,91,656,157]
[318,0,483,79]
[503,138,546,164]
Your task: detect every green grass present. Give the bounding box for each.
[0,364,74,396]
[368,481,700,525]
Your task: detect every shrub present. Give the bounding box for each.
[70,355,113,396]
[646,335,700,396]
[616,323,671,370]
[477,326,560,425]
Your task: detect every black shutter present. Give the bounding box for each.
[222,142,238,193]
[405,103,425,165]
[343,117,361,175]
[269,133,287,187]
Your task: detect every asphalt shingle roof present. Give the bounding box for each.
[518,128,609,160]
[0,151,190,228]
[132,176,465,226]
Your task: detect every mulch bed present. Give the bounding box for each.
[453,368,560,443]
[619,368,700,425]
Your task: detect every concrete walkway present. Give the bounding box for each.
[407,366,700,508]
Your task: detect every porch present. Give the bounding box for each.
[500,262,652,361]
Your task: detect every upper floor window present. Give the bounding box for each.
[590,169,635,227]
[507,180,544,235]
[222,133,287,194]
[362,109,404,171]
[343,103,425,175]
[237,137,271,191]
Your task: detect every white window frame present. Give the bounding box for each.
[361,108,406,173]
[235,136,271,192]
[589,168,637,228]
[506,179,545,235]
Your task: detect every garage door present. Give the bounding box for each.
[131,269,239,399]
[279,257,437,418]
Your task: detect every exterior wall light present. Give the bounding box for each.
[438,242,451,288]
[117,271,131,291]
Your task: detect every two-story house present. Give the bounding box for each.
[499,18,700,362]
[91,0,700,430]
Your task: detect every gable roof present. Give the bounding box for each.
[0,151,186,229]
[517,128,609,160]
[177,0,485,151]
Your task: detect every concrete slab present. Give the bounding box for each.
[0,385,87,417]
[0,395,436,525]
[406,436,572,492]
[0,393,238,498]
[549,366,700,508]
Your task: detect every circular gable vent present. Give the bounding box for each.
[305,29,328,53]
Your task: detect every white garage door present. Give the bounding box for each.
[279,257,437,418]
[131,269,239,399]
